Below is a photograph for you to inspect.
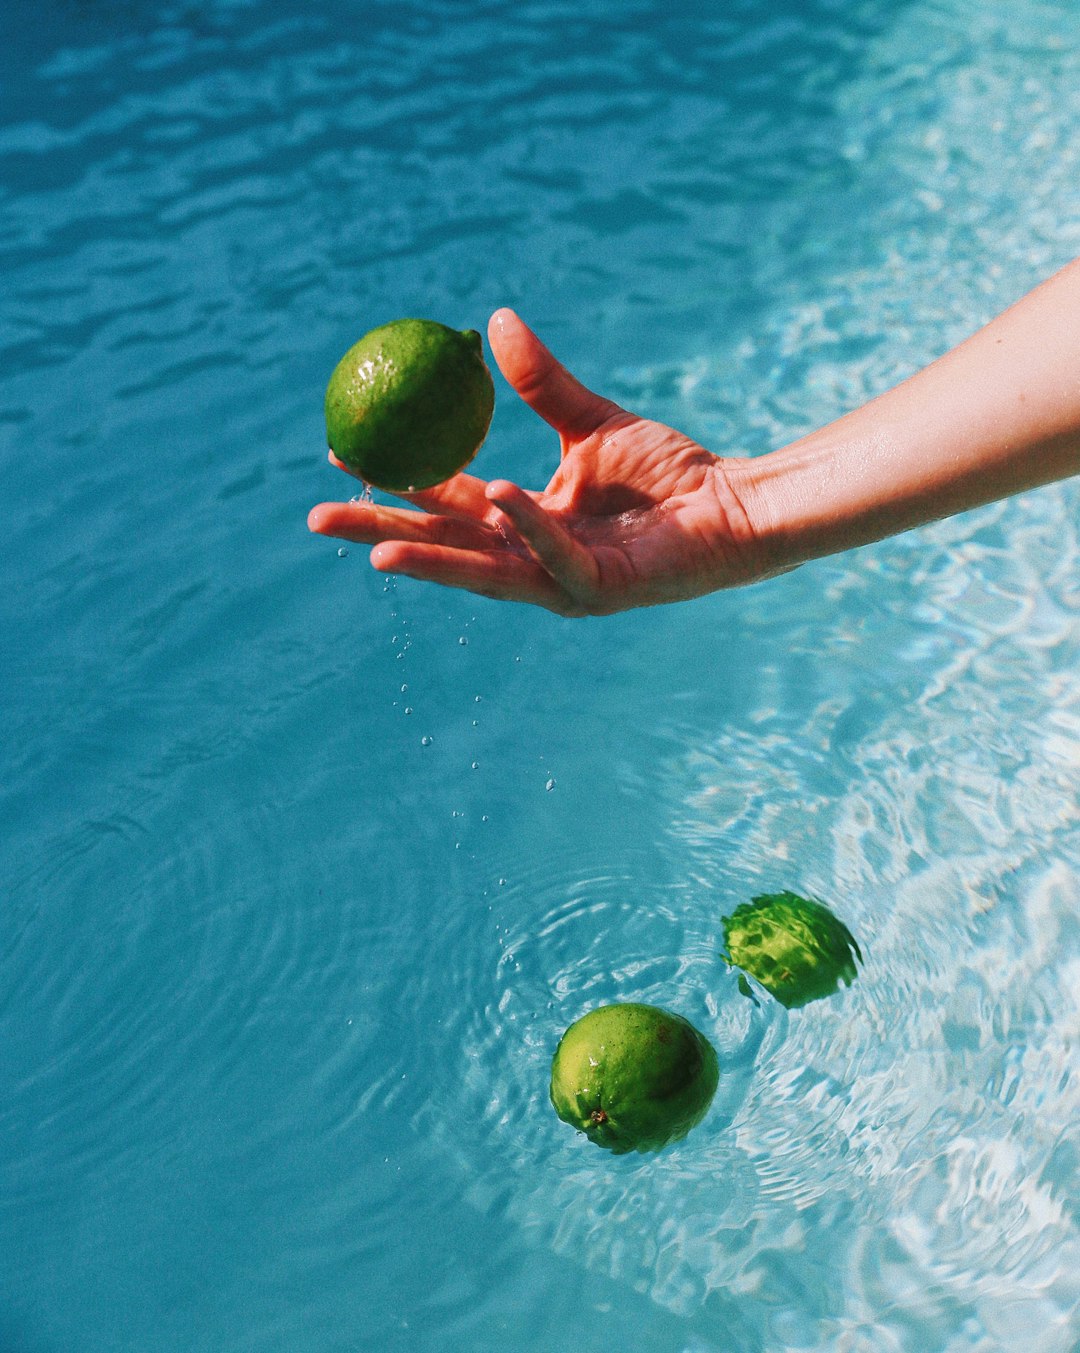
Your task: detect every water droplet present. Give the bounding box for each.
[514,656,522,663]
[421,736,432,747]
[400,684,408,693]
[498,877,507,886]
[404,707,413,715]
[481,815,489,822]
[545,778,556,792]
[362,481,373,503]
[474,695,482,703]
[458,636,469,646]
[471,761,479,770]
[471,720,479,727]
[337,547,349,558]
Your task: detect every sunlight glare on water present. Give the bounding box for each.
[2,1,1079,1351]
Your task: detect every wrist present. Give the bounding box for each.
[722,438,855,578]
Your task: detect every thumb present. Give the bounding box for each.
[487,308,623,442]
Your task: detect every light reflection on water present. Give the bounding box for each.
[2,0,1080,1349]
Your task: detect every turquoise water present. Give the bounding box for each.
[3,1,1079,1349]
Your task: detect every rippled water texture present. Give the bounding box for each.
[2,2,1079,1350]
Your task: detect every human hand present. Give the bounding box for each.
[307,309,772,615]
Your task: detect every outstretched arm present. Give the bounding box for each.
[308,257,1080,614]
[744,255,1080,570]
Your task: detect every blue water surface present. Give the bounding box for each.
[3,2,1080,1350]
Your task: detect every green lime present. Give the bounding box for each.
[324,318,495,492]
[549,1003,719,1155]
[722,891,862,1010]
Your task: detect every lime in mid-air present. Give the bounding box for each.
[550,1003,719,1155]
[722,891,862,1009]
[324,318,495,492]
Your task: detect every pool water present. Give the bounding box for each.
[2,1,1079,1349]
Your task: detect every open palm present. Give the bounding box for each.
[308,309,769,615]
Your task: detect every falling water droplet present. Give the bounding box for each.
[404,707,413,715]
[471,761,479,770]
[458,636,469,646]
[337,547,349,558]
[421,736,432,747]
[545,778,556,792]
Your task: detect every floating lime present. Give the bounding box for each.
[324,318,494,492]
[549,1002,719,1155]
[722,891,862,1009]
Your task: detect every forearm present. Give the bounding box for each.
[738,256,1080,571]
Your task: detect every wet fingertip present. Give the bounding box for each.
[372,541,417,573]
[307,504,331,533]
[488,308,518,338]
[329,449,359,477]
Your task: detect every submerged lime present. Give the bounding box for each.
[549,1003,719,1155]
[722,891,862,1009]
[324,318,495,492]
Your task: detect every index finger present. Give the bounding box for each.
[328,451,495,523]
